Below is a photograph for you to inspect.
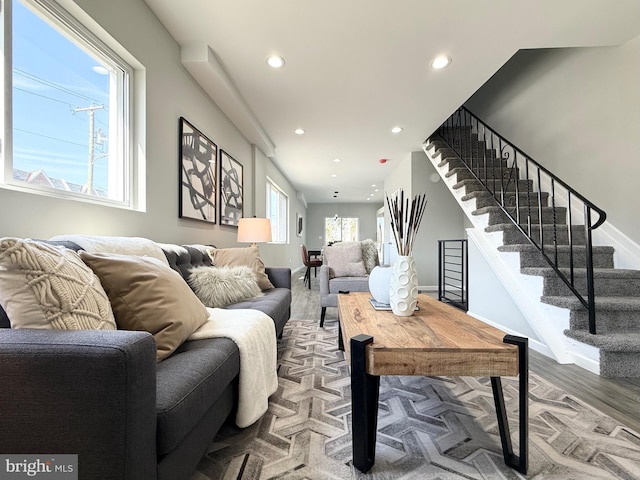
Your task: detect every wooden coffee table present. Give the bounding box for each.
[338,292,528,474]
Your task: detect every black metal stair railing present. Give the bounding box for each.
[435,106,606,334]
[438,239,468,311]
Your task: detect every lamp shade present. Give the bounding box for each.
[237,217,272,244]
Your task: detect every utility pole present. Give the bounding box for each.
[74,104,104,195]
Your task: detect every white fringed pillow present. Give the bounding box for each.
[189,266,263,308]
[0,238,116,330]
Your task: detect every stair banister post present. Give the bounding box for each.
[584,205,597,334]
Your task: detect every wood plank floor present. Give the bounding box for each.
[292,269,640,433]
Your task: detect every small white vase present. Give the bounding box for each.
[389,255,418,316]
[368,266,392,305]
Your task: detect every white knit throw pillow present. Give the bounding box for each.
[0,238,116,330]
[188,265,263,308]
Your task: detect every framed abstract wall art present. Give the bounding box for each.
[179,117,217,224]
[296,212,303,237]
[219,150,243,226]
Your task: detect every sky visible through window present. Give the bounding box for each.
[12,0,110,192]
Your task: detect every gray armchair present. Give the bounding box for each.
[319,240,379,326]
[319,265,370,326]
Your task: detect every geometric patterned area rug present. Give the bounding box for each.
[190,319,640,479]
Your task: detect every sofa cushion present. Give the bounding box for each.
[329,276,371,293]
[324,243,367,278]
[209,246,274,290]
[188,265,263,308]
[155,337,240,455]
[79,251,209,362]
[224,287,291,327]
[0,238,116,330]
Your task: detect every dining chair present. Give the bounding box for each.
[301,244,322,289]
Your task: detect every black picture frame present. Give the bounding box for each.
[178,117,217,224]
[296,212,303,237]
[219,150,243,226]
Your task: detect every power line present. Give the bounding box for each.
[13,67,108,108]
[14,87,74,107]
[15,127,88,148]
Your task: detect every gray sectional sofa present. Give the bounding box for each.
[0,238,291,480]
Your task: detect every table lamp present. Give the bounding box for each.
[237,217,272,247]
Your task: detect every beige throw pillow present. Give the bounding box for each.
[323,243,368,278]
[79,251,208,362]
[209,246,274,290]
[189,265,263,308]
[0,238,116,330]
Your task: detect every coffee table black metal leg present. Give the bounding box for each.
[350,334,380,473]
[490,334,528,474]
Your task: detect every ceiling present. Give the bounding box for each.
[144,0,640,204]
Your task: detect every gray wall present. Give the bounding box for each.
[466,36,640,245]
[0,0,303,269]
[384,151,466,289]
[305,203,380,251]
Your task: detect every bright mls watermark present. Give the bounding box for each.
[0,455,77,479]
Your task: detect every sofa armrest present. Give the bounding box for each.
[0,329,157,480]
[265,267,291,290]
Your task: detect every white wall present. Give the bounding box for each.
[465,36,640,246]
[1,0,302,270]
[467,233,540,341]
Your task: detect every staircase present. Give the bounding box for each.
[423,108,640,378]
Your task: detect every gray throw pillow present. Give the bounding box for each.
[189,266,263,308]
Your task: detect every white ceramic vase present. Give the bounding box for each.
[368,266,392,305]
[389,255,418,316]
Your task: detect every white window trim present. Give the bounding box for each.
[1,0,145,211]
[266,176,289,244]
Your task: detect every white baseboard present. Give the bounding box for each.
[467,311,553,359]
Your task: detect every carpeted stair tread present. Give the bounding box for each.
[461,190,549,205]
[453,178,533,193]
[473,205,567,226]
[563,329,640,352]
[541,295,640,310]
[522,267,640,279]
[485,223,587,245]
[499,244,614,254]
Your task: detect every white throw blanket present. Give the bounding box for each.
[189,308,278,428]
[49,234,170,266]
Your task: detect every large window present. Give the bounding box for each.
[2,0,135,207]
[266,177,288,243]
[325,216,359,244]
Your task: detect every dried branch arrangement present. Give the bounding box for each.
[386,189,427,256]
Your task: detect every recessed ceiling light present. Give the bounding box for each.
[430,55,451,70]
[390,126,403,134]
[266,55,285,68]
[294,128,305,135]
[374,189,379,192]
[333,158,342,163]
[371,184,376,187]
[330,174,337,178]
